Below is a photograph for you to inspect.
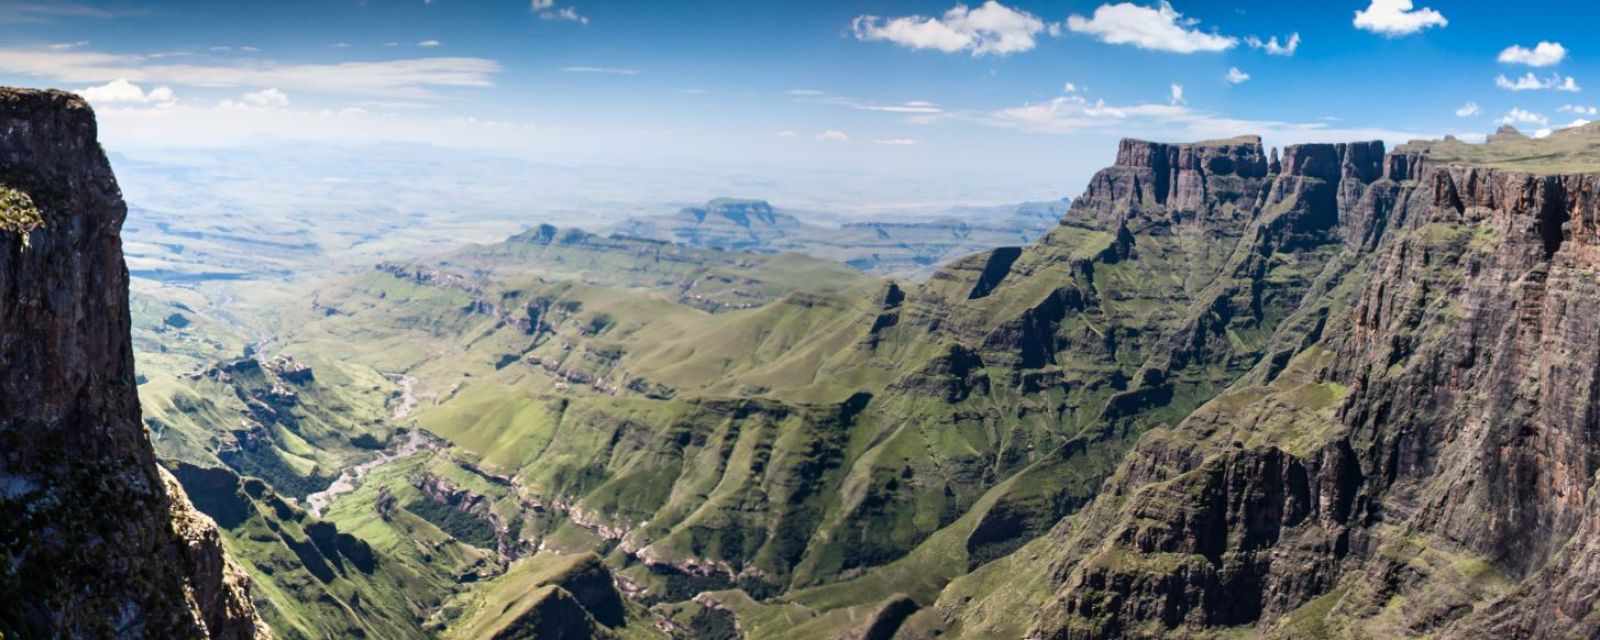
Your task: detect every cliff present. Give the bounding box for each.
[912,133,1600,639]
[0,88,267,638]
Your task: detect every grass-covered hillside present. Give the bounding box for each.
[133,134,1376,638]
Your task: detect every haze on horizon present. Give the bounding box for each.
[0,0,1593,208]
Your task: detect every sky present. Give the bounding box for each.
[0,0,1597,205]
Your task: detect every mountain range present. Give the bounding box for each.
[6,86,1600,640]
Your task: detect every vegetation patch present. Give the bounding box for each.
[0,185,42,247]
[405,497,499,549]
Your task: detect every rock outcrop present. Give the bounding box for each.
[0,88,267,638]
[917,133,1600,639]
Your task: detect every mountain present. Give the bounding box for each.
[0,88,266,638]
[21,80,1600,639]
[223,133,1359,637]
[609,197,1067,277]
[906,131,1600,638]
[241,129,1600,639]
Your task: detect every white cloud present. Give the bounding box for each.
[1063,82,1078,93]
[1455,101,1480,117]
[776,130,798,137]
[787,89,825,96]
[540,7,588,24]
[855,100,944,114]
[1560,104,1599,116]
[1224,67,1249,85]
[817,130,850,142]
[1499,107,1549,128]
[417,40,441,47]
[1066,2,1237,54]
[532,0,554,8]
[1245,32,1299,56]
[874,138,918,145]
[79,78,176,106]
[1169,83,1185,105]
[241,88,289,108]
[1354,0,1446,37]
[331,42,351,49]
[1496,72,1581,92]
[0,3,130,23]
[851,1,1053,56]
[0,47,499,99]
[561,66,638,75]
[983,90,1433,148]
[49,41,89,50]
[1498,42,1566,67]
[89,100,536,152]
[1532,118,1589,138]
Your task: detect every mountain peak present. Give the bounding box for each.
[1489,124,1529,143]
[683,197,777,227]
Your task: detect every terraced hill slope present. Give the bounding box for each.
[141,126,1600,639]
[165,133,1364,637]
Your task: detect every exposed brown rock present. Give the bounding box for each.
[0,87,267,638]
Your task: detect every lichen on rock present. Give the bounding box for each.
[0,184,41,246]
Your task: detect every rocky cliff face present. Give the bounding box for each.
[913,134,1600,639]
[0,88,267,638]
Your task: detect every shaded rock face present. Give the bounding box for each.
[961,140,1600,639]
[0,88,265,638]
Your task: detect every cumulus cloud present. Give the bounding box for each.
[1169,83,1185,105]
[1499,107,1549,128]
[1354,0,1446,37]
[0,48,498,99]
[1496,72,1581,92]
[1225,67,1249,85]
[1560,104,1599,116]
[1245,33,1299,56]
[1456,102,1480,117]
[1498,42,1566,67]
[79,78,176,106]
[816,130,850,142]
[1066,2,1236,54]
[851,1,1054,57]
[241,88,288,108]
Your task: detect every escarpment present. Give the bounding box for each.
[910,131,1600,639]
[0,88,267,638]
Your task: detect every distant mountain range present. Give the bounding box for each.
[609,197,1068,276]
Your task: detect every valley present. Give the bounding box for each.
[9,4,1599,639]
[14,85,1600,640]
[130,123,1600,638]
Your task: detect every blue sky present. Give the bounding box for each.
[0,0,1597,203]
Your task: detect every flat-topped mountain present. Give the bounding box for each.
[609,197,1066,276]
